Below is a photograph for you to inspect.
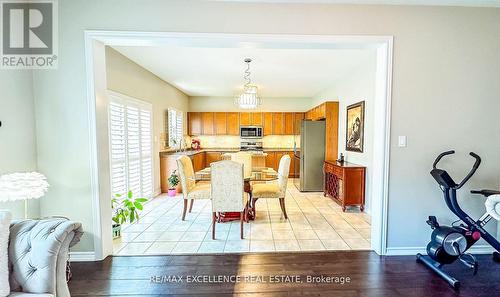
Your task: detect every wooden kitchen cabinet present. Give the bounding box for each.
[160,155,178,193]
[202,112,214,135]
[272,113,284,135]
[191,152,206,172]
[205,151,223,165]
[263,113,273,136]
[264,151,276,170]
[240,112,251,126]
[214,112,226,135]
[284,112,294,135]
[324,160,365,212]
[274,151,286,171]
[226,112,240,135]
[264,150,296,177]
[250,112,263,126]
[294,112,304,135]
[188,112,202,136]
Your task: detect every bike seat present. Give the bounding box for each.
[471,189,500,197]
[485,194,500,221]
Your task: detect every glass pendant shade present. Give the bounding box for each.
[235,85,261,110]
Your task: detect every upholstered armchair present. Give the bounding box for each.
[210,160,248,239]
[251,154,291,219]
[176,155,211,220]
[4,212,83,297]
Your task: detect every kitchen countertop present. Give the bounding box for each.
[160,147,295,157]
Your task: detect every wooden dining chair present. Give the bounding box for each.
[251,154,291,219]
[176,155,211,221]
[210,160,248,239]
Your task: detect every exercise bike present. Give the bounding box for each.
[416,150,500,289]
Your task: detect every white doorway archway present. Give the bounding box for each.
[84,31,393,260]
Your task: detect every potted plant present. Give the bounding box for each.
[111,190,148,239]
[168,170,179,197]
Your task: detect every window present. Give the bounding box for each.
[108,92,153,199]
[168,109,183,148]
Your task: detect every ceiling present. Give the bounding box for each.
[212,0,500,8]
[112,46,375,98]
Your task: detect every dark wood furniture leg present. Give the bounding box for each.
[240,212,244,239]
[212,212,216,240]
[279,198,288,219]
[182,200,188,221]
[189,200,194,213]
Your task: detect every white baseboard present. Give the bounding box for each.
[386,245,494,256]
[69,251,96,262]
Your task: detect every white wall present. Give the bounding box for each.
[105,47,189,196]
[189,96,312,112]
[31,1,500,253]
[314,53,377,213]
[0,71,40,219]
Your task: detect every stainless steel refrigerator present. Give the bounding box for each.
[294,120,326,192]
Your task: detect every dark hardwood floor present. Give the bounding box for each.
[69,251,500,297]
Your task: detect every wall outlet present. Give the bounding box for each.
[398,136,407,147]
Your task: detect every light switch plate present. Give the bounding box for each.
[398,136,407,147]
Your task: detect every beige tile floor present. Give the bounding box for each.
[113,180,371,255]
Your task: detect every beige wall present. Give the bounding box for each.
[189,96,312,112]
[0,71,40,219]
[105,47,189,196]
[31,1,500,253]
[314,53,377,213]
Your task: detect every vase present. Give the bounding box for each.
[168,188,177,197]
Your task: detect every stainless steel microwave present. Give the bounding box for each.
[240,126,263,138]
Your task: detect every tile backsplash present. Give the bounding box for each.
[190,135,298,149]
[262,135,296,148]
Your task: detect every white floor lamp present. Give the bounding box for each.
[0,172,49,219]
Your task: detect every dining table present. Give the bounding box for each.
[193,166,280,222]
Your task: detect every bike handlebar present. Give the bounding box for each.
[432,151,481,189]
[457,152,481,189]
[432,150,455,169]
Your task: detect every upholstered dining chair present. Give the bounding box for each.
[176,155,211,220]
[210,160,248,239]
[230,151,253,179]
[251,154,291,219]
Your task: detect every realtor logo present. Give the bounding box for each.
[1,0,58,69]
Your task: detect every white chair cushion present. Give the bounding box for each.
[252,183,281,198]
[187,183,211,200]
[485,194,500,221]
[0,211,11,297]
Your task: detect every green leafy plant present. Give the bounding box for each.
[111,190,148,226]
[168,170,179,189]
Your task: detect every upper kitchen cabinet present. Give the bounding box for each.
[250,112,263,126]
[284,112,294,135]
[263,112,273,136]
[240,112,251,126]
[272,112,284,135]
[226,112,240,135]
[294,112,304,135]
[188,112,202,136]
[202,112,214,135]
[214,112,227,135]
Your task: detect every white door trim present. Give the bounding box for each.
[84,31,394,260]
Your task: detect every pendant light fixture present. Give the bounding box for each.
[235,58,262,110]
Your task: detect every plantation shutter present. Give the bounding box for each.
[168,109,183,148]
[109,92,153,200]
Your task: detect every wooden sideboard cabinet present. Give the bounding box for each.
[323,160,366,212]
